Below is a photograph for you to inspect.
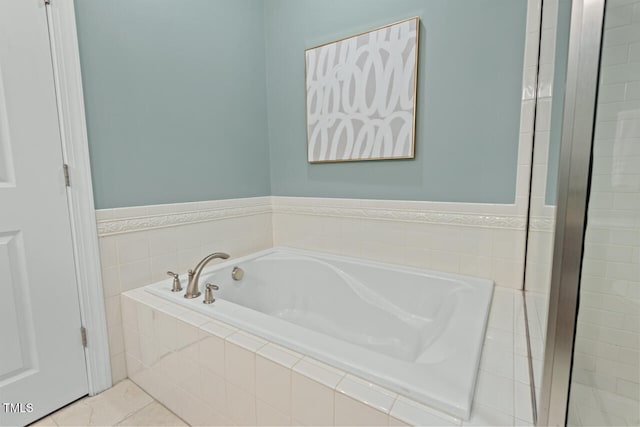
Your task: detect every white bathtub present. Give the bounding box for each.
[145,247,493,419]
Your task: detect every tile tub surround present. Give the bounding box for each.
[120,287,533,426]
[97,195,529,384]
[146,247,493,419]
[271,196,528,289]
[96,197,274,383]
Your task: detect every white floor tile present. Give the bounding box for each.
[41,380,188,427]
[51,380,154,426]
[116,402,186,426]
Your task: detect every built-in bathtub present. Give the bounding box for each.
[145,247,493,419]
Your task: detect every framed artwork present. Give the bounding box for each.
[305,17,419,163]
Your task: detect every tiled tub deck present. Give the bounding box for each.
[121,287,532,426]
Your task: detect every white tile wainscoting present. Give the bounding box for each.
[96,197,274,383]
[120,287,532,426]
[95,196,530,384]
[271,197,528,289]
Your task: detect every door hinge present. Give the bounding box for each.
[44,0,51,5]
[63,164,70,187]
[80,326,87,347]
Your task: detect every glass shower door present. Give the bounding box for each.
[567,1,640,425]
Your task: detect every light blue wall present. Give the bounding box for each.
[77,0,528,208]
[545,0,572,205]
[75,0,271,209]
[265,0,527,203]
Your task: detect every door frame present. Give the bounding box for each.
[44,0,111,395]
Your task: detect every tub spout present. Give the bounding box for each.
[184,252,230,299]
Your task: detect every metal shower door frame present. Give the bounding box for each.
[537,0,606,425]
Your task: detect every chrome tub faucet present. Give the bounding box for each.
[184,252,229,299]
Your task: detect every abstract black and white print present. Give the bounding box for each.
[306,18,419,162]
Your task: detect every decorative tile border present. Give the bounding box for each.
[97,203,271,236]
[272,202,527,230]
[528,216,556,232]
[96,197,528,237]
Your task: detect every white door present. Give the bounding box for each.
[0,1,89,425]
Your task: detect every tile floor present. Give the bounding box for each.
[30,380,185,427]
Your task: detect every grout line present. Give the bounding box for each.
[332,384,336,426]
[388,394,400,417]
[113,400,156,426]
[136,399,188,427]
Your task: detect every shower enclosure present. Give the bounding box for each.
[525,0,640,425]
